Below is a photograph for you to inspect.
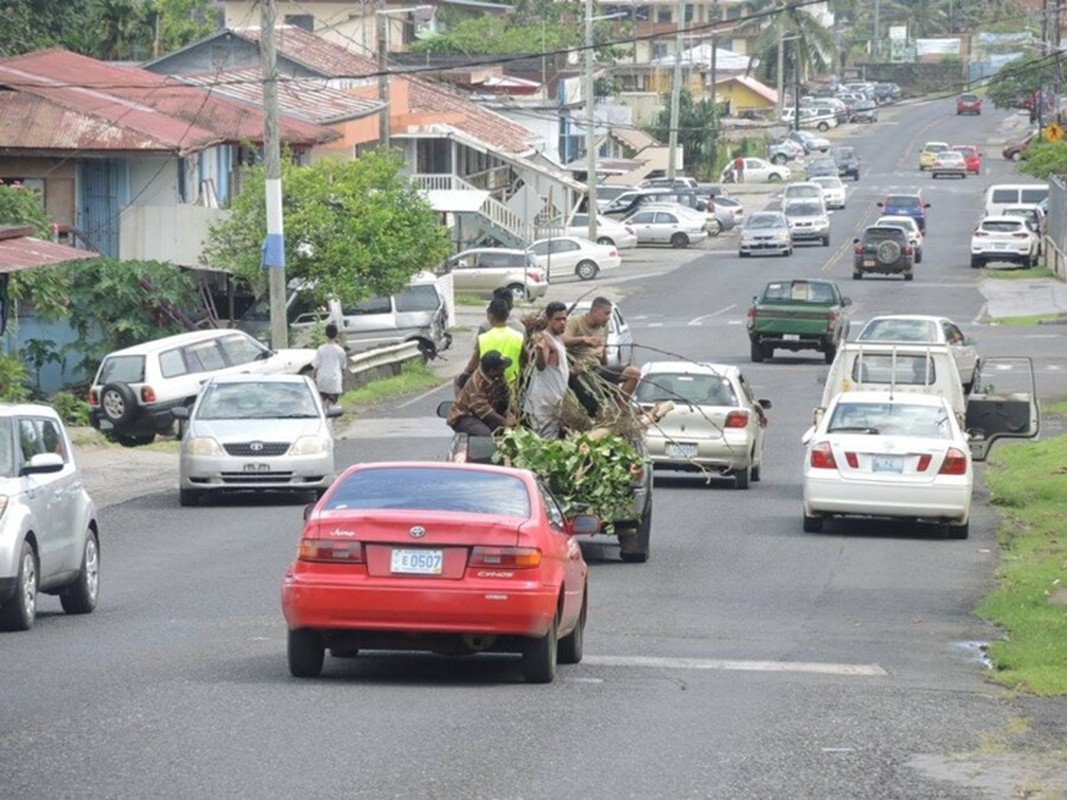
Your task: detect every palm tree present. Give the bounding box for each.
[741,0,836,88]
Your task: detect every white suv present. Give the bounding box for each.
[0,404,99,631]
[970,216,1040,269]
[88,329,316,446]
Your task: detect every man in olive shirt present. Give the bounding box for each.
[563,296,640,417]
[447,350,517,436]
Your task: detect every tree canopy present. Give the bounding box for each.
[987,53,1058,111]
[201,150,451,308]
[646,90,721,179]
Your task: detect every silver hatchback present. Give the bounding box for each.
[173,374,342,506]
[0,404,100,630]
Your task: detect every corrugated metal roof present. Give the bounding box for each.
[0,49,338,155]
[237,26,380,80]
[184,68,384,124]
[407,80,538,156]
[0,228,98,273]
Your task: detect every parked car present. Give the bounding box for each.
[852,225,915,280]
[1002,133,1034,161]
[88,329,317,447]
[874,215,924,262]
[0,404,100,631]
[623,206,709,248]
[811,176,847,209]
[767,138,804,164]
[634,362,771,489]
[956,93,982,115]
[280,462,594,682]
[802,392,973,537]
[710,195,744,220]
[789,129,831,153]
[593,185,633,212]
[528,236,621,281]
[930,150,968,179]
[983,183,1049,216]
[970,216,1040,269]
[919,141,950,170]
[877,192,930,233]
[172,374,341,507]
[738,211,792,258]
[849,99,879,123]
[639,176,698,189]
[448,248,548,301]
[565,214,638,249]
[854,315,980,392]
[569,299,634,366]
[1001,204,1046,242]
[873,82,901,104]
[951,144,982,174]
[833,146,861,181]
[804,156,839,180]
[783,200,831,247]
[601,187,710,221]
[721,157,791,183]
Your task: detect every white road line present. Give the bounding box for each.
[584,654,888,677]
[689,304,737,325]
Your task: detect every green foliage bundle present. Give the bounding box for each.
[494,427,643,533]
[201,150,450,309]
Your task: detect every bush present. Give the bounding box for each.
[49,390,90,426]
[0,354,31,402]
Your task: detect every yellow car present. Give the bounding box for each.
[919,141,950,170]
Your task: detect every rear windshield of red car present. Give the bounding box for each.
[324,467,532,517]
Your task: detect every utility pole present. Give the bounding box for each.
[584,0,598,243]
[667,0,686,181]
[377,0,390,147]
[873,0,880,61]
[260,0,287,349]
[776,28,785,121]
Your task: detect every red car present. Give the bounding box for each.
[281,462,595,683]
[951,144,982,174]
[956,93,982,115]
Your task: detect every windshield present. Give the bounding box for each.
[786,203,823,217]
[885,195,920,209]
[196,381,320,420]
[746,214,784,230]
[859,319,938,342]
[828,401,952,438]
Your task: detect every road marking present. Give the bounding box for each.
[583,654,888,676]
[690,304,737,325]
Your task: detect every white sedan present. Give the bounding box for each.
[623,206,709,248]
[528,236,621,280]
[854,314,980,392]
[721,157,791,184]
[874,215,924,262]
[802,391,973,538]
[810,176,847,209]
[565,214,638,250]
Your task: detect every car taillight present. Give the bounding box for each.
[973,230,988,237]
[903,245,913,255]
[844,451,858,468]
[810,442,837,469]
[725,410,749,428]
[609,248,619,257]
[939,448,968,475]
[917,454,932,472]
[88,388,98,406]
[469,546,542,569]
[854,244,863,254]
[746,307,755,324]
[1012,232,1030,239]
[298,539,365,563]
[141,386,157,403]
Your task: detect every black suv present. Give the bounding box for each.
[852,226,915,280]
[602,188,710,220]
[833,147,861,181]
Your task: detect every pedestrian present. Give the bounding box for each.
[522,301,570,439]
[563,296,640,418]
[457,296,525,392]
[447,350,517,437]
[311,322,346,410]
[732,153,745,184]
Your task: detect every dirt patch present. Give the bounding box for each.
[908,752,1067,799]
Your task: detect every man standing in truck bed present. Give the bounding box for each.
[564,296,640,417]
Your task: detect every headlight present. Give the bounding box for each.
[777,233,791,242]
[184,437,223,456]
[290,436,330,456]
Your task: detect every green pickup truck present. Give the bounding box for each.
[746,279,851,364]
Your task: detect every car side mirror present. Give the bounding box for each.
[567,513,601,536]
[21,452,64,476]
[876,202,885,208]
[924,203,931,208]
[842,296,852,306]
[852,237,860,244]
[758,399,773,410]
[326,405,344,418]
[436,400,454,418]
[171,406,190,420]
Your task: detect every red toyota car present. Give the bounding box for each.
[956,94,983,115]
[951,144,983,174]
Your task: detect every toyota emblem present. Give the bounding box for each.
[249,441,264,452]
[409,525,426,538]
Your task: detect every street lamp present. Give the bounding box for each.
[376,4,434,148]
[584,3,626,243]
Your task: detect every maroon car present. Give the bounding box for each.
[956,94,982,115]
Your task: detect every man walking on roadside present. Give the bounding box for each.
[311,322,346,409]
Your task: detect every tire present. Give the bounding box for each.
[946,521,970,540]
[60,531,99,615]
[750,340,765,363]
[739,250,749,258]
[904,271,914,281]
[621,496,652,564]
[803,514,824,533]
[99,382,138,427]
[507,283,526,303]
[822,235,830,247]
[854,173,860,182]
[522,614,558,683]
[575,260,599,281]
[852,271,862,280]
[916,248,923,264]
[596,236,614,246]
[1011,151,1022,162]
[768,174,783,183]
[732,462,751,490]
[179,488,203,507]
[970,256,983,269]
[557,589,587,664]
[116,433,155,447]
[288,629,325,677]
[817,122,829,132]
[772,154,787,165]
[0,541,37,631]
[875,240,902,266]
[670,232,689,249]
[707,218,722,237]
[824,343,836,364]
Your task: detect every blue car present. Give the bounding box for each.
[876,192,931,233]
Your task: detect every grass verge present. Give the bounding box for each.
[981,266,1053,280]
[992,314,1067,327]
[339,360,442,408]
[978,405,1067,695]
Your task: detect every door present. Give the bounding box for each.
[966,357,1040,461]
[15,417,76,577]
[78,159,125,258]
[627,211,657,244]
[940,320,978,386]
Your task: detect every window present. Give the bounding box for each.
[629,212,654,224]
[0,418,13,477]
[158,348,188,379]
[852,355,936,386]
[653,212,678,224]
[98,355,145,384]
[18,418,43,461]
[342,296,392,316]
[17,418,63,461]
[657,8,672,23]
[184,340,227,373]
[219,334,266,367]
[325,467,531,517]
[395,285,440,313]
[1021,188,1048,204]
[540,485,566,532]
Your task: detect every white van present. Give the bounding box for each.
[983,183,1049,217]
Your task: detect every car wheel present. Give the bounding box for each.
[822,235,830,247]
[732,462,751,490]
[853,271,863,280]
[557,588,587,664]
[596,236,614,246]
[817,122,829,132]
[522,614,558,683]
[803,514,824,533]
[621,496,652,564]
[100,382,138,427]
[750,340,765,363]
[946,521,970,540]
[739,250,749,258]
[824,343,836,364]
[507,283,526,303]
[0,541,37,631]
[707,218,722,236]
[116,433,155,447]
[575,260,599,281]
[970,256,983,269]
[59,530,100,615]
[904,271,914,281]
[670,232,689,249]
[916,248,923,264]
[179,488,203,507]
[1012,151,1022,162]
[853,173,860,182]
[767,174,783,183]
[772,154,787,165]
[288,629,325,678]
